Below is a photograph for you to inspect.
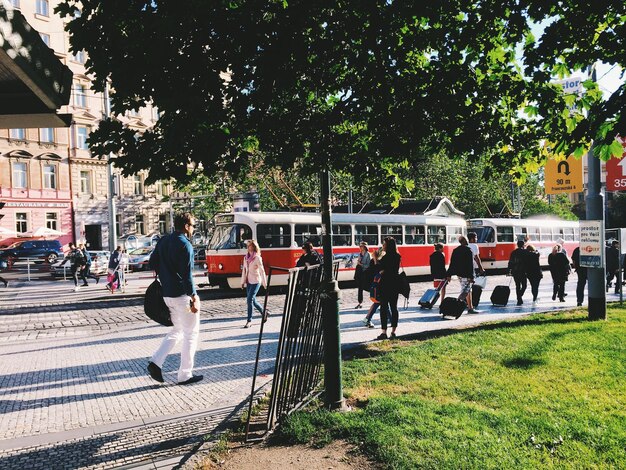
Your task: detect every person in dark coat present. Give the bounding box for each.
[429,243,447,302]
[571,246,587,306]
[548,244,570,302]
[525,244,543,303]
[377,237,401,340]
[508,240,528,306]
[296,242,322,267]
[605,240,620,294]
[446,236,477,313]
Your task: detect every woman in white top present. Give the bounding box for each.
[241,239,267,328]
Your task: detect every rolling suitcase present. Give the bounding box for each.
[419,279,447,309]
[440,281,471,319]
[472,284,483,308]
[490,277,512,306]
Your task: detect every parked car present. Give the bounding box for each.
[50,250,111,278]
[128,247,155,271]
[0,240,64,264]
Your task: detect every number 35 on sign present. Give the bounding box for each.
[606,137,626,192]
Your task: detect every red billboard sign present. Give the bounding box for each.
[606,137,626,192]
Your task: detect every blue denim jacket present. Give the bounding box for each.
[150,232,196,298]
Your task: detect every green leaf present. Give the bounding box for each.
[609,139,623,158]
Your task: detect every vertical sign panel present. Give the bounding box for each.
[579,221,604,268]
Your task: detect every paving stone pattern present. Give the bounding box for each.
[0,272,617,469]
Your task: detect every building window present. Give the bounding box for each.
[39,33,50,46]
[155,181,169,197]
[43,164,57,189]
[115,214,121,237]
[40,128,54,143]
[135,215,145,235]
[158,214,168,234]
[45,212,58,230]
[15,213,28,234]
[12,162,27,188]
[80,171,92,194]
[9,128,26,140]
[74,83,87,107]
[36,0,49,16]
[9,0,20,9]
[72,50,86,64]
[76,126,89,149]
[133,175,144,196]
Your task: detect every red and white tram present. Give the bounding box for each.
[207,212,467,288]
[468,218,580,269]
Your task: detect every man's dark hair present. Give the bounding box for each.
[434,243,443,251]
[302,241,313,252]
[468,232,477,241]
[174,212,194,231]
[517,240,525,248]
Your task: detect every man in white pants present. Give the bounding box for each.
[147,212,203,385]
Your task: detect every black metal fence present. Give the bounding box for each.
[245,262,338,441]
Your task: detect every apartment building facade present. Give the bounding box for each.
[0,0,173,250]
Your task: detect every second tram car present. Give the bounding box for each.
[207,212,467,288]
[468,218,579,269]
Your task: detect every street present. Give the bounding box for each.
[0,273,622,469]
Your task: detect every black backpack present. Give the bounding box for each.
[144,279,173,326]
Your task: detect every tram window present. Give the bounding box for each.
[257,224,292,248]
[427,226,445,244]
[496,226,514,243]
[332,224,352,246]
[447,226,464,244]
[473,227,495,243]
[573,228,580,241]
[527,227,540,242]
[514,226,528,242]
[382,225,402,245]
[559,227,575,241]
[355,225,378,246]
[295,224,322,247]
[208,224,252,250]
[540,226,552,241]
[405,225,425,245]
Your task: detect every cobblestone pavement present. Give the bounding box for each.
[0,272,620,469]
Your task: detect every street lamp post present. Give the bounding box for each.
[320,169,344,410]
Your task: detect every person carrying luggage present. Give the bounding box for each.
[446,235,477,313]
[508,240,529,306]
[525,244,542,303]
[429,243,447,303]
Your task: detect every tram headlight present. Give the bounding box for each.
[218,263,224,270]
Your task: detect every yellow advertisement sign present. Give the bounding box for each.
[544,155,583,194]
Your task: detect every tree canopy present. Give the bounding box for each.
[57,0,625,187]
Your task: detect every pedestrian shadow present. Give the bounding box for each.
[344,313,590,359]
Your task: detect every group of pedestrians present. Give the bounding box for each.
[63,242,100,291]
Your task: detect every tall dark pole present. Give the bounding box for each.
[320,169,344,410]
[585,65,607,320]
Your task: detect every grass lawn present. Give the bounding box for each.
[277,306,626,469]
